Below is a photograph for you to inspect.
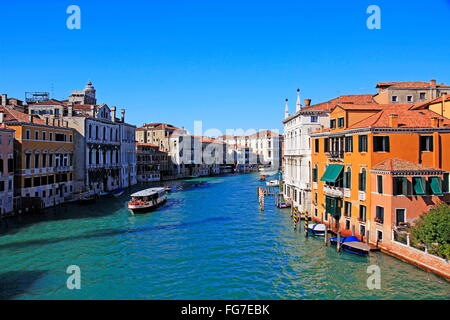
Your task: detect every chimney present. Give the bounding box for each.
[29,115,33,123]
[111,106,117,122]
[120,109,125,122]
[430,79,437,88]
[431,117,440,127]
[1,94,6,106]
[304,99,311,108]
[388,114,399,128]
[68,104,73,116]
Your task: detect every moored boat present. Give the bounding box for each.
[307,223,326,236]
[112,188,125,197]
[127,187,167,213]
[330,236,371,256]
[266,180,279,187]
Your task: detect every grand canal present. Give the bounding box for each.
[0,173,448,300]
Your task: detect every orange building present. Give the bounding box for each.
[310,101,450,277]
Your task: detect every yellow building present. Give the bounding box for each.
[0,107,75,208]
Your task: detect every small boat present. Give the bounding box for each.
[266,180,279,187]
[112,188,125,197]
[259,175,266,182]
[99,190,110,197]
[127,187,167,213]
[330,236,370,256]
[307,223,326,236]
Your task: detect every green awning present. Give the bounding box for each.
[413,177,426,195]
[430,177,443,196]
[321,164,344,183]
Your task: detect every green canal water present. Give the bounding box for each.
[0,173,449,300]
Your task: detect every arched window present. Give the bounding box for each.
[312,164,318,183]
[359,168,366,192]
[344,167,352,188]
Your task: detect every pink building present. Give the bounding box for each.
[0,125,15,216]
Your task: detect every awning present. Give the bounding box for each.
[430,177,443,196]
[321,164,344,183]
[413,177,426,195]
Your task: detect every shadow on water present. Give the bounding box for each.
[0,216,233,251]
[0,181,212,236]
[0,270,48,300]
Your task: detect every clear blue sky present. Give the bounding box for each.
[0,0,449,133]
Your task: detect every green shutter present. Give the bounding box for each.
[413,177,426,195]
[321,164,344,183]
[430,177,443,196]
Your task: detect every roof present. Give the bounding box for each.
[372,158,443,173]
[28,99,64,106]
[333,104,383,111]
[0,106,46,125]
[348,104,450,129]
[138,123,180,131]
[247,130,282,138]
[131,187,166,197]
[410,95,450,110]
[376,81,450,89]
[137,142,159,148]
[302,94,377,112]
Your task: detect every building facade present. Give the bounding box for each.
[136,143,168,182]
[0,125,15,216]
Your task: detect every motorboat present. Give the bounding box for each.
[127,187,167,213]
[266,180,279,187]
[259,175,267,182]
[330,236,371,256]
[307,223,326,236]
[112,188,125,197]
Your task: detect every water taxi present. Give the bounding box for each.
[127,187,167,213]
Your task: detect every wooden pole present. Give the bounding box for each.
[336,218,341,252]
[324,214,328,246]
[304,211,309,237]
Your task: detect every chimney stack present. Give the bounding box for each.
[111,106,117,122]
[1,94,6,106]
[29,115,34,123]
[431,117,440,127]
[304,99,311,108]
[120,109,125,122]
[430,79,437,88]
[388,114,399,128]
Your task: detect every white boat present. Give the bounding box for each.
[266,180,279,187]
[307,223,326,236]
[127,187,167,213]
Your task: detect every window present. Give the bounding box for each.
[396,209,406,226]
[34,154,39,168]
[359,205,366,222]
[33,177,40,187]
[8,159,13,173]
[420,136,433,152]
[24,178,32,188]
[444,173,449,193]
[375,206,384,224]
[360,225,366,238]
[35,131,39,140]
[393,177,408,195]
[330,119,336,129]
[345,219,350,230]
[419,92,426,100]
[49,132,53,141]
[343,167,351,188]
[373,136,390,152]
[311,116,318,123]
[338,117,344,128]
[412,177,426,195]
[407,95,413,103]
[377,175,383,194]
[358,169,366,192]
[344,201,352,217]
[55,133,65,142]
[314,139,319,153]
[42,132,46,141]
[26,130,30,140]
[25,154,31,169]
[391,96,398,102]
[312,164,318,183]
[358,135,368,152]
[324,138,330,152]
[377,230,383,243]
[345,136,353,152]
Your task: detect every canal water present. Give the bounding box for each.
[0,173,448,300]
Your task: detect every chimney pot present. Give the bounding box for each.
[431,117,440,127]
[430,79,437,88]
[304,99,311,108]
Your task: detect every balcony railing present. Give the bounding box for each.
[326,150,344,161]
[323,184,343,198]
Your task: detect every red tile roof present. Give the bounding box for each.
[410,94,450,110]
[348,104,450,129]
[137,142,159,148]
[376,81,450,89]
[0,106,45,125]
[139,123,180,130]
[372,158,442,172]
[302,94,377,112]
[29,99,64,106]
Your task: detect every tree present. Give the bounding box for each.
[410,203,450,259]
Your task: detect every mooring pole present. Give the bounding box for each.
[304,211,309,237]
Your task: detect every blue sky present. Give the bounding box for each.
[0,0,449,133]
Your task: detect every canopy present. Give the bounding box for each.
[321,164,344,183]
[430,177,443,196]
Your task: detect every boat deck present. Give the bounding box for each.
[342,241,380,252]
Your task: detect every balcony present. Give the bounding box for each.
[323,184,343,198]
[326,150,344,161]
